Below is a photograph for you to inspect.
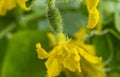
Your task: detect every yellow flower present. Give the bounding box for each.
[0,0,29,16]
[86,0,99,29]
[71,27,107,77]
[36,33,101,77]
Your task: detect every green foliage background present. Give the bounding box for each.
[0,0,120,77]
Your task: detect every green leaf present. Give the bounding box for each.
[62,12,87,35]
[108,72,120,77]
[109,36,120,71]
[0,37,8,76]
[114,10,120,32]
[1,30,49,77]
[92,34,120,72]
[57,0,81,9]
[92,35,110,62]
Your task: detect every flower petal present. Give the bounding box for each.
[76,46,102,64]
[63,47,81,72]
[86,0,99,10]
[74,27,87,41]
[17,0,30,11]
[86,0,100,29]
[87,9,99,29]
[0,0,16,15]
[47,32,56,46]
[0,0,29,16]
[79,43,95,55]
[36,43,48,59]
[63,54,81,72]
[45,59,62,77]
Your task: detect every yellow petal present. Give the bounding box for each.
[86,0,100,29]
[74,27,87,41]
[63,54,81,72]
[87,9,99,29]
[63,47,81,72]
[47,32,56,46]
[0,0,16,15]
[76,46,102,64]
[36,43,48,59]
[0,0,29,16]
[86,0,99,10]
[17,0,30,11]
[80,43,95,55]
[80,60,107,77]
[45,59,62,77]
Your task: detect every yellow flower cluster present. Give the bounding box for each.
[86,0,99,29]
[36,33,101,77]
[0,0,29,16]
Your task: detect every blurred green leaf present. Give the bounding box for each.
[0,23,15,39]
[30,0,47,12]
[109,36,120,71]
[1,30,50,77]
[93,33,120,72]
[57,0,81,10]
[108,72,120,77]
[114,10,120,32]
[0,37,8,76]
[62,12,87,35]
[92,35,109,61]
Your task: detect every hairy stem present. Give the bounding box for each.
[47,0,63,33]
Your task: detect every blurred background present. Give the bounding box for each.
[0,0,120,77]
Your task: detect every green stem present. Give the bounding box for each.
[48,0,55,9]
[103,29,120,40]
[47,0,63,34]
[0,23,16,39]
[104,35,114,66]
[97,0,103,31]
[19,12,45,27]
